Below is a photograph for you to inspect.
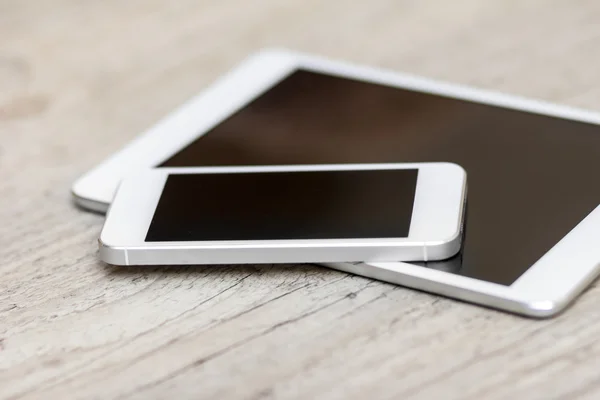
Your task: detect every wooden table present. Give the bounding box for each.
[3,1,600,399]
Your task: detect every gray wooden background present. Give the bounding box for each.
[2,1,600,399]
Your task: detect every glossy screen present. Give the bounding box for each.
[146,169,418,242]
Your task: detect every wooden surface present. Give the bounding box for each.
[3,1,600,399]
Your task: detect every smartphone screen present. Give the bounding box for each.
[145,169,418,242]
[158,69,600,285]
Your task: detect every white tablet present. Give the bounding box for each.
[72,48,600,211]
[327,204,600,318]
[76,49,600,317]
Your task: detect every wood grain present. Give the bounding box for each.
[3,1,600,399]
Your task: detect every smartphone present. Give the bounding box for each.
[99,163,467,266]
[76,49,600,317]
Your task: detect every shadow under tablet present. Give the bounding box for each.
[158,69,600,286]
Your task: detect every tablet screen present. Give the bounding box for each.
[159,69,600,285]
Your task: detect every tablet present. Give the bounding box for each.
[74,49,600,316]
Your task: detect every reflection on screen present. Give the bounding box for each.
[159,69,600,285]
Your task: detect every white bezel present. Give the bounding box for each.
[99,163,466,265]
[82,48,600,317]
[72,48,600,212]
[327,204,600,318]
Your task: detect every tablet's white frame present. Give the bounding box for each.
[81,48,600,317]
[72,48,600,212]
[327,204,600,318]
[99,163,466,266]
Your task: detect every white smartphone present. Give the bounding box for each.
[99,163,467,266]
[77,49,600,317]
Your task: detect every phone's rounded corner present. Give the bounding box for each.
[447,162,468,183]
[98,236,129,266]
[428,161,466,175]
[426,230,463,261]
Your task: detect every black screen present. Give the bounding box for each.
[158,69,600,285]
[146,169,418,242]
